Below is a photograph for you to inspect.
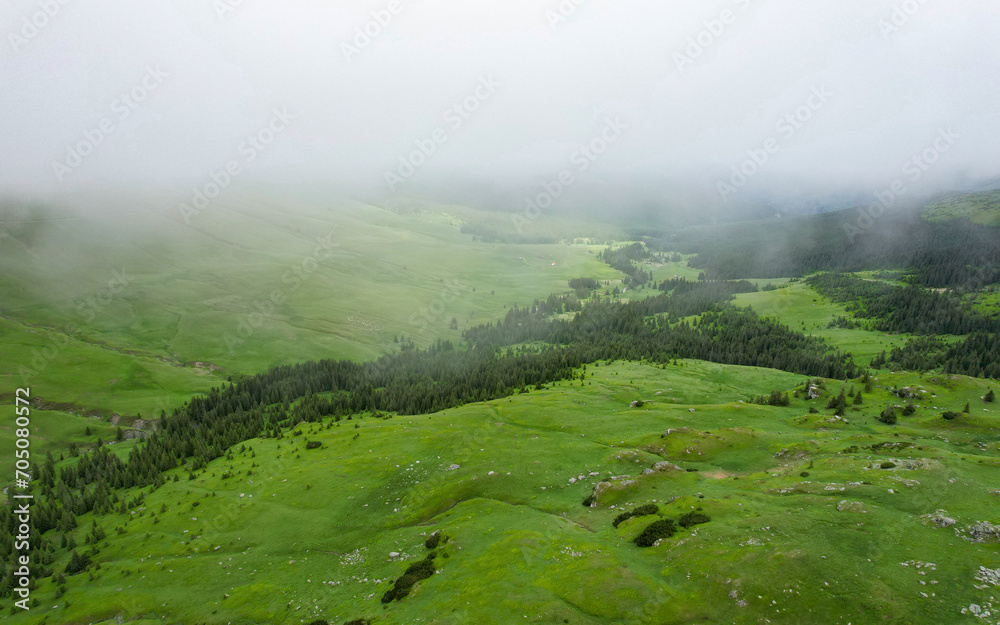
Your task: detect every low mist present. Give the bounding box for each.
[2,0,999,221]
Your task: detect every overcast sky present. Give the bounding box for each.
[2,0,998,210]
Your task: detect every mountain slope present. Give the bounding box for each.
[8,360,999,625]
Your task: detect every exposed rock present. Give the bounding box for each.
[837,500,867,513]
[805,383,820,400]
[961,521,1000,544]
[921,509,957,528]
[587,475,639,504]
[642,461,683,476]
[974,566,1000,589]
[773,448,807,460]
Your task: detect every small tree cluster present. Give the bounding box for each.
[827,390,848,413]
[612,504,659,528]
[634,519,677,547]
[753,390,790,407]
[381,553,437,603]
[678,512,711,528]
[877,406,898,425]
[64,550,91,576]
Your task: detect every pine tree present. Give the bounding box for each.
[827,389,847,413]
[986,389,996,403]
[878,406,898,425]
[854,391,864,405]
[64,550,90,576]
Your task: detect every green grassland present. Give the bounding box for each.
[0,315,220,485]
[968,290,1000,317]
[0,195,621,473]
[12,360,1000,625]
[4,198,1000,625]
[0,194,621,377]
[923,190,1000,227]
[733,281,911,365]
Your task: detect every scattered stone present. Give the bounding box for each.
[921,509,957,528]
[895,387,922,400]
[961,521,1000,544]
[974,566,1000,589]
[642,461,683,476]
[837,500,866,513]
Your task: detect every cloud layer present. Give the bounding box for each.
[2,0,998,212]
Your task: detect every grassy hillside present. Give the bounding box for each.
[12,360,1000,625]
[924,190,1000,227]
[733,281,911,365]
[0,315,219,485]
[0,193,621,375]
[0,194,623,405]
[0,193,621,495]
